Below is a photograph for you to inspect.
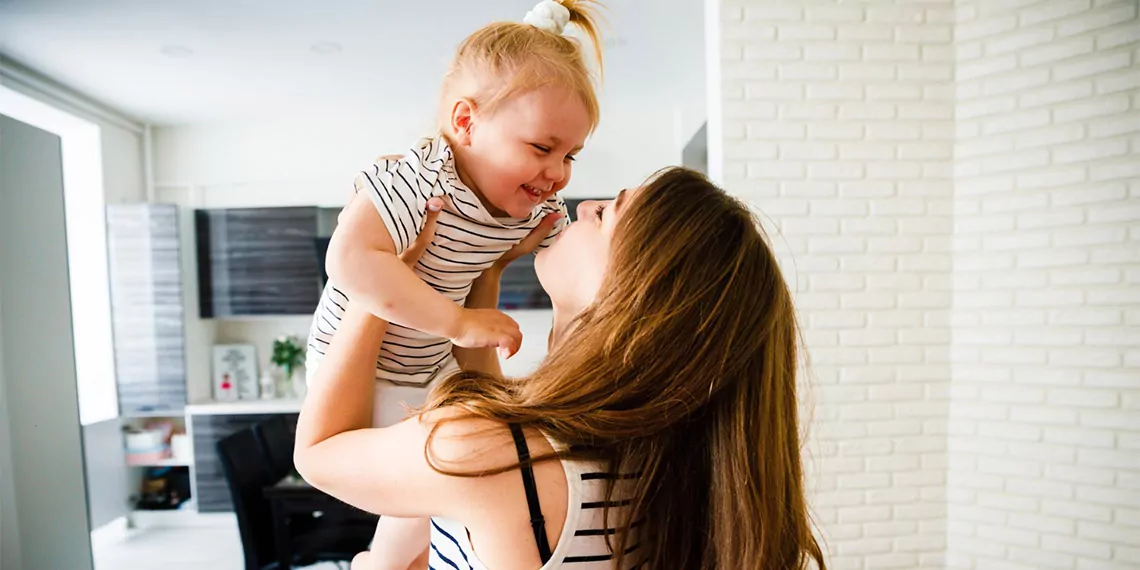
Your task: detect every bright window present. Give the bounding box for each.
[1,85,118,425]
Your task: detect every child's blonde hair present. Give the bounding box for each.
[439,0,605,136]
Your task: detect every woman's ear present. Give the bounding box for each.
[450,99,477,146]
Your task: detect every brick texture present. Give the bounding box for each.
[949,1,1139,569]
[717,0,1138,568]
[720,2,954,568]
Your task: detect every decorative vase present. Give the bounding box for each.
[270,365,291,398]
[290,366,307,399]
[259,370,277,400]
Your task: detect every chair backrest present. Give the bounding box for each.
[253,415,295,481]
[216,428,276,570]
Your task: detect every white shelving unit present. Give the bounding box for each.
[121,399,304,526]
[122,412,194,527]
[126,457,194,468]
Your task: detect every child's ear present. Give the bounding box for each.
[450,99,477,146]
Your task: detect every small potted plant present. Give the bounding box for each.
[270,335,306,398]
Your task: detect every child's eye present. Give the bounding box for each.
[595,204,605,220]
[531,144,551,153]
[565,154,577,163]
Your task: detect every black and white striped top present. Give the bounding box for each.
[430,451,641,569]
[306,136,567,386]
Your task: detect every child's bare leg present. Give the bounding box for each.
[353,516,429,570]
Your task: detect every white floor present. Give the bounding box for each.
[92,524,346,570]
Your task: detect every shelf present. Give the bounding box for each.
[123,409,186,419]
[127,458,193,468]
[185,398,304,415]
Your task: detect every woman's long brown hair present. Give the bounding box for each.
[422,167,827,570]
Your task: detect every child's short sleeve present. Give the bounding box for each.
[536,196,571,251]
[353,156,431,256]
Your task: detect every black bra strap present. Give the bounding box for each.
[509,423,553,563]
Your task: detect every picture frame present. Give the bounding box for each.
[212,344,259,401]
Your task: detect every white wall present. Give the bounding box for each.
[719,1,955,568]
[154,103,688,401]
[153,101,684,202]
[719,1,1139,569]
[100,122,145,204]
[948,1,1140,568]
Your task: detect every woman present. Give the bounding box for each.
[294,167,827,570]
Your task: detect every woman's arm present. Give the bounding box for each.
[294,306,388,454]
[293,308,522,518]
[452,265,505,376]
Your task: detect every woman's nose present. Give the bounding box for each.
[577,200,601,220]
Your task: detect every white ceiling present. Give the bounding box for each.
[0,0,706,126]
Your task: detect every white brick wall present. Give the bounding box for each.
[720,2,954,568]
[949,1,1140,569]
[718,0,1138,568]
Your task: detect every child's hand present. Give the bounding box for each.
[450,308,522,359]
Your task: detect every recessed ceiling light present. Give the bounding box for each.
[160,45,194,58]
[310,41,343,55]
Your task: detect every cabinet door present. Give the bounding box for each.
[192,413,298,513]
[107,204,188,414]
[195,207,322,317]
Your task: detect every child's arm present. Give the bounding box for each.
[357,516,429,570]
[327,183,522,357]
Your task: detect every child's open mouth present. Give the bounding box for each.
[522,184,544,199]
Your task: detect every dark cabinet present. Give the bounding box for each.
[191,413,299,512]
[192,201,603,316]
[195,207,337,317]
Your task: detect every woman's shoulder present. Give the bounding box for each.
[418,408,560,474]
[423,408,571,569]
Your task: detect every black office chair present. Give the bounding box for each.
[217,428,369,570]
[253,415,295,480]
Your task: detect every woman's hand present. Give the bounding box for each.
[397,205,561,367]
[494,211,563,270]
[397,200,561,270]
[399,197,445,267]
[398,198,523,358]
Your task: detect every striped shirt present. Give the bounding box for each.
[430,454,641,569]
[307,136,568,387]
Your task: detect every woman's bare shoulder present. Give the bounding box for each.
[418,407,558,474]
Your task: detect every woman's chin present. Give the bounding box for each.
[534,253,551,289]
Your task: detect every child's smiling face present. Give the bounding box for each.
[450,86,591,219]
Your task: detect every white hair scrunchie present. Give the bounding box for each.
[523,0,571,35]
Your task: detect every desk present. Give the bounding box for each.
[263,475,378,569]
